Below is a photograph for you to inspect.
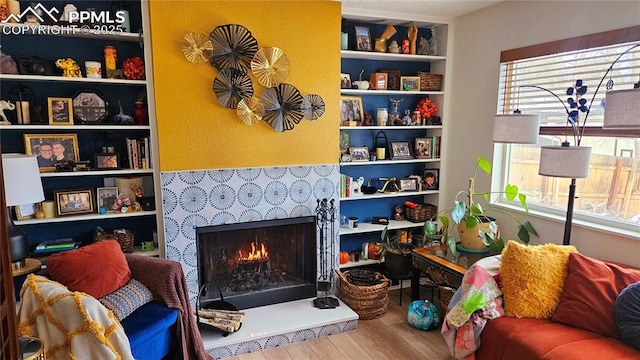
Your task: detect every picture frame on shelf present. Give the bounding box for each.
[389,140,413,160]
[340,73,352,89]
[399,178,418,192]
[23,133,80,172]
[94,153,120,170]
[72,89,109,124]
[96,187,118,212]
[380,69,401,90]
[15,203,37,220]
[55,189,94,216]
[423,169,439,190]
[400,76,421,92]
[354,26,371,51]
[47,97,73,125]
[340,96,363,124]
[348,146,370,162]
[415,137,432,158]
[370,72,388,90]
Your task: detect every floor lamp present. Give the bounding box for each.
[1,154,45,269]
[493,43,640,246]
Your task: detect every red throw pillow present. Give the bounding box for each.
[551,253,640,339]
[46,240,131,299]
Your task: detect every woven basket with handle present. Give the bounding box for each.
[337,269,390,320]
[418,72,443,91]
[94,230,135,253]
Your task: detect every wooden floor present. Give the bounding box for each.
[229,287,453,360]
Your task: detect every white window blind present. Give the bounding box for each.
[497,41,640,128]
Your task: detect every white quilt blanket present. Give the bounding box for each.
[18,274,134,360]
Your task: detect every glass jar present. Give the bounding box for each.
[376,108,388,126]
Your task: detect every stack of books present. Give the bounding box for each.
[33,238,79,255]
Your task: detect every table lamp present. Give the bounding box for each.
[1,154,44,269]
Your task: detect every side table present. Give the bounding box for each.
[12,258,42,278]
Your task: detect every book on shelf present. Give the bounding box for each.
[34,238,79,254]
[126,137,152,169]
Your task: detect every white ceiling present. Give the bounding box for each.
[341,0,504,18]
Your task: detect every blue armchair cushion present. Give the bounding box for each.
[120,301,179,360]
[99,279,153,321]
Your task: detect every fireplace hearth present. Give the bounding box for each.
[196,216,317,310]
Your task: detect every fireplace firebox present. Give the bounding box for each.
[196,216,317,310]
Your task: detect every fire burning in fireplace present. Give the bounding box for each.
[239,241,269,262]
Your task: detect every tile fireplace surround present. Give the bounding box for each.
[161,164,358,357]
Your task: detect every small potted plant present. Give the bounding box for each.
[425,156,538,255]
[379,227,415,276]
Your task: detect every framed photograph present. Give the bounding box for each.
[389,140,413,160]
[399,178,418,192]
[94,153,120,170]
[340,96,364,123]
[55,189,94,216]
[72,90,109,123]
[23,133,80,172]
[339,131,350,154]
[415,137,433,158]
[15,203,37,220]
[423,169,439,190]
[96,187,118,212]
[354,26,371,51]
[348,146,370,162]
[400,76,421,92]
[370,72,388,90]
[48,97,73,125]
[340,73,352,89]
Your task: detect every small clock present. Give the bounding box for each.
[72,90,109,123]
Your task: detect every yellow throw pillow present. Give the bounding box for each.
[500,240,577,319]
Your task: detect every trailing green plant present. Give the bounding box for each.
[379,226,414,258]
[424,156,538,255]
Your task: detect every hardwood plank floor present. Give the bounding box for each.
[229,287,453,360]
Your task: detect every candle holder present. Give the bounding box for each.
[8,83,36,124]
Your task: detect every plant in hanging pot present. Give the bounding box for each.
[424,156,539,255]
[380,227,415,276]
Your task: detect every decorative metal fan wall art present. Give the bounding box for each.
[213,68,254,109]
[301,94,325,120]
[251,47,290,88]
[209,24,258,71]
[237,97,265,126]
[182,32,213,63]
[261,83,304,132]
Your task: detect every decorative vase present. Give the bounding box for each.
[133,102,147,125]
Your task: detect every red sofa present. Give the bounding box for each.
[476,253,640,360]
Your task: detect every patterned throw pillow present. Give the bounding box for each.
[99,279,153,321]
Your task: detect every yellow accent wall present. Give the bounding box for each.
[148,1,340,171]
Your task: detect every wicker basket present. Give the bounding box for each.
[418,72,443,91]
[337,269,390,320]
[94,230,135,253]
[405,203,438,223]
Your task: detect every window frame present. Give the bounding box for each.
[494,26,640,235]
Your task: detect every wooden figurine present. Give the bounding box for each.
[408,23,418,55]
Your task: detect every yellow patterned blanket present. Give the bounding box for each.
[18,274,134,360]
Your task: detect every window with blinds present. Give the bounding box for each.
[495,30,640,229]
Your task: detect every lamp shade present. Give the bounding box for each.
[493,114,540,144]
[603,88,640,129]
[2,154,45,206]
[539,146,592,178]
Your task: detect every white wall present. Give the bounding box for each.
[447,1,640,266]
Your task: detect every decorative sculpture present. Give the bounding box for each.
[55,58,81,77]
[408,22,418,55]
[0,100,15,124]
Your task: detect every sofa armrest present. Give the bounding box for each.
[124,254,181,301]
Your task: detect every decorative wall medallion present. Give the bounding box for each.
[213,68,254,109]
[301,94,325,120]
[261,83,304,132]
[182,32,213,63]
[209,24,258,71]
[237,97,265,125]
[251,47,290,88]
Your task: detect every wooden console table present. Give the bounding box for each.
[411,247,466,302]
